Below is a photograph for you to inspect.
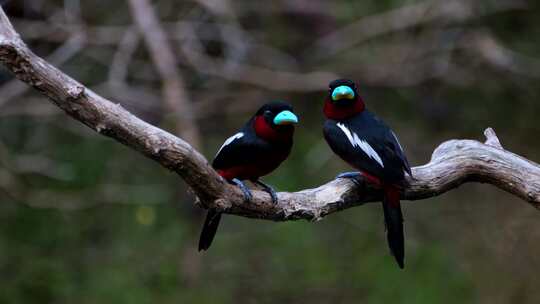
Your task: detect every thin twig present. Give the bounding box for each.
[128,0,201,148]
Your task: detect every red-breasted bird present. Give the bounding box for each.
[322,79,411,269]
[199,102,299,251]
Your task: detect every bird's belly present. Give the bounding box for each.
[217,165,267,180]
[216,154,287,181]
[344,158,404,186]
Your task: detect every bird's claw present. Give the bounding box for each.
[232,178,253,202]
[336,171,362,179]
[336,171,363,187]
[255,180,278,204]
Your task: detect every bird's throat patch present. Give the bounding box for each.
[323,97,365,120]
[254,115,293,142]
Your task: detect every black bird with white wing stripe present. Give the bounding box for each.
[323,79,412,269]
[199,102,298,251]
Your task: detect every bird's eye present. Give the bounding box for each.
[264,110,272,117]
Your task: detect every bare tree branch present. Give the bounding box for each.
[128,0,201,148]
[12,1,529,93]
[309,0,526,60]
[0,7,539,223]
[108,27,139,87]
[0,32,85,107]
[178,23,339,92]
[466,31,540,79]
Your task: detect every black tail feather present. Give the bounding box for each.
[198,209,222,251]
[382,194,405,269]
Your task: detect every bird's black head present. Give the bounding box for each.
[256,101,298,127]
[254,101,298,141]
[324,79,365,120]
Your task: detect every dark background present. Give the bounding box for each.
[1,0,540,303]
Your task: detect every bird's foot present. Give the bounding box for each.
[231,178,253,202]
[255,180,278,204]
[336,171,382,188]
[336,171,363,187]
[336,171,362,179]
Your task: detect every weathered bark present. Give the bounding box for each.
[0,6,539,222]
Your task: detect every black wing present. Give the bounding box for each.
[324,112,410,184]
[368,111,411,177]
[388,129,411,176]
[212,129,270,169]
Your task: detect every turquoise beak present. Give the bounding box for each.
[332,85,355,101]
[273,110,299,125]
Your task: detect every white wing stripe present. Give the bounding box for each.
[336,123,384,168]
[336,123,355,145]
[355,134,384,168]
[391,131,404,152]
[215,132,244,156]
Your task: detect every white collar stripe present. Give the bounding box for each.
[336,123,384,168]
